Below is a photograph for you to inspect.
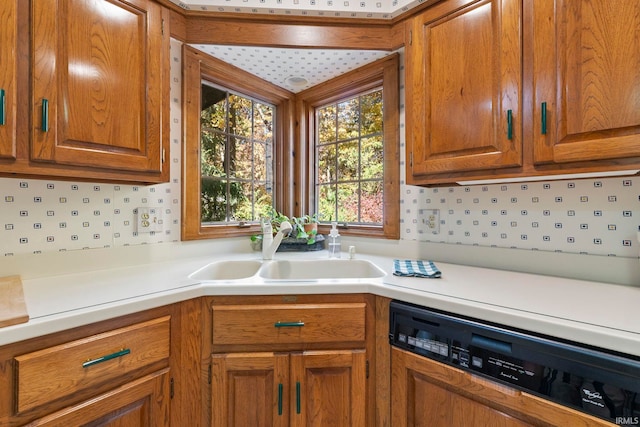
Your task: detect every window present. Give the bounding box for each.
[183,46,398,241]
[182,46,295,240]
[299,53,400,239]
[316,89,384,224]
[199,83,274,223]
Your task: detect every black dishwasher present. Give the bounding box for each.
[389,300,640,424]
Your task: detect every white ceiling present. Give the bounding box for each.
[169,0,424,20]
[182,0,409,92]
[191,45,394,92]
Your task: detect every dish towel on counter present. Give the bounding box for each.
[393,259,441,278]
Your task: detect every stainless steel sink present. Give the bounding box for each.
[188,260,262,281]
[258,259,386,281]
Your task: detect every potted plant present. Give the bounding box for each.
[291,214,318,245]
[251,211,323,250]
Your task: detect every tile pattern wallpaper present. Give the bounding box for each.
[169,0,423,19]
[0,42,638,259]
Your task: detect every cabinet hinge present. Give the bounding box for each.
[170,377,174,399]
[409,152,413,168]
[366,360,370,379]
[409,30,412,46]
[208,363,212,385]
[161,148,166,163]
[161,19,165,36]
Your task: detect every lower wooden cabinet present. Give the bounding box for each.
[211,350,366,427]
[391,346,613,427]
[0,307,174,427]
[209,295,373,427]
[24,369,170,427]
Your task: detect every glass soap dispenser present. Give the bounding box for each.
[328,222,341,258]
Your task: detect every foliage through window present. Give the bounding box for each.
[200,82,274,224]
[316,89,384,224]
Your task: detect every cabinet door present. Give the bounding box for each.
[211,352,290,427]
[532,0,640,164]
[28,369,170,427]
[391,348,533,427]
[0,0,17,160]
[290,350,366,427]
[31,0,167,176]
[406,0,522,179]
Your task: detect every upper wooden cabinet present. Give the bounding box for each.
[0,1,17,160]
[531,0,640,165]
[407,0,640,185]
[0,0,169,184]
[406,0,523,180]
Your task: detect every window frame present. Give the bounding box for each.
[295,53,400,239]
[182,45,295,240]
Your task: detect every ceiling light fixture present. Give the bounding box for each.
[285,76,308,88]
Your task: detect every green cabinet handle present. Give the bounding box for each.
[0,89,5,126]
[274,321,305,328]
[507,109,513,140]
[296,381,301,414]
[541,102,547,135]
[82,348,131,368]
[278,383,283,415]
[41,98,49,132]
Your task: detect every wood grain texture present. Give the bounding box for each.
[25,369,170,427]
[211,303,366,347]
[0,0,169,184]
[0,276,28,328]
[290,350,366,427]
[406,0,523,178]
[0,305,174,427]
[374,296,391,427]
[15,316,170,413]
[211,352,289,427]
[532,0,640,164]
[391,347,614,427]
[0,1,17,160]
[207,294,371,426]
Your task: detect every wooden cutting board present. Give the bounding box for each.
[0,275,29,328]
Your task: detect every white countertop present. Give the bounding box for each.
[1,246,638,358]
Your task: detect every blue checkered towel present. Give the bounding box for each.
[393,259,441,278]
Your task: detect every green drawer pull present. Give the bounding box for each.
[541,102,547,135]
[274,321,305,328]
[506,109,513,140]
[278,383,283,415]
[82,348,131,368]
[41,98,49,132]
[0,89,5,126]
[296,381,301,414]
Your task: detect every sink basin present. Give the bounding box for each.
[258,259,386,281]
[189,260,262,281]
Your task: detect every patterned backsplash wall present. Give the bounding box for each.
[0,41,638,258]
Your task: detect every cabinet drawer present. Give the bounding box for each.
[15,316,170,413]
[212,303,365,347]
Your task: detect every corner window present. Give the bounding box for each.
[299,53,400,239]
[182,45,294,240]
[316,89,384,224]
[199,83,274,223]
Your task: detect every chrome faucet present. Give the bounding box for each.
[262,219,293,260]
